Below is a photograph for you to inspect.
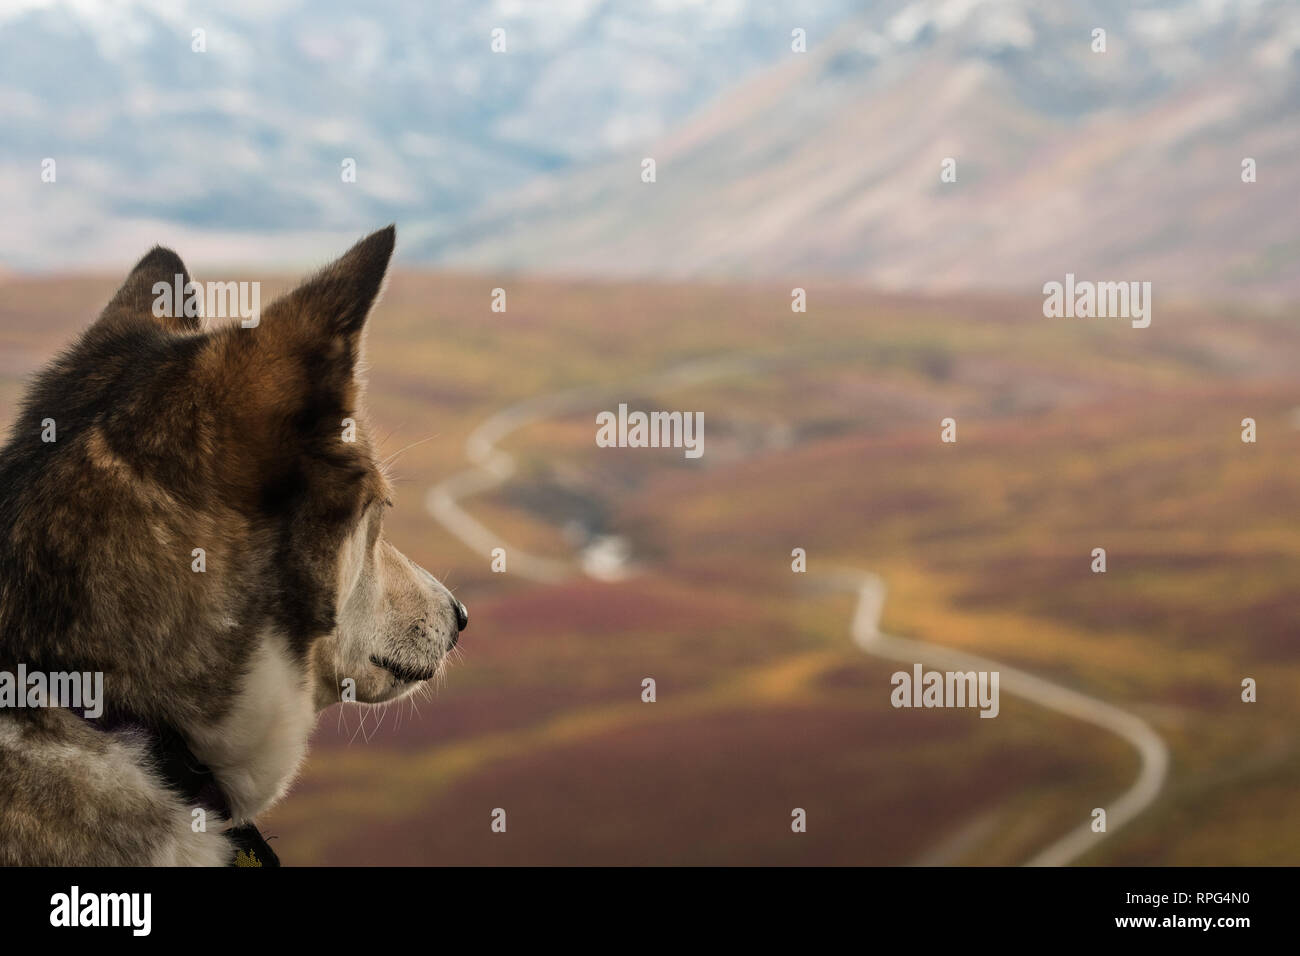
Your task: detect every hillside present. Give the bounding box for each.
[5,269,1295,864]
[437,0,1300,299]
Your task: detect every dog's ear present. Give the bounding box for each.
[270,224,395,350]
[97,246,201,334]
[197,228,397,495]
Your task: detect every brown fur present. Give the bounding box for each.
[0,226,464,864]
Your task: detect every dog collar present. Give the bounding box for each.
[82,712,281,867]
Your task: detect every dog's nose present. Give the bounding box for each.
[454,600,468,632]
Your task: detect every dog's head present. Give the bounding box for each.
[0,226,465,730]
[192,225,469,710]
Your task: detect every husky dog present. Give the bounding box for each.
[0,226,467,865]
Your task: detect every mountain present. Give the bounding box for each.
[0,0,859,269]
[2,0,1296,297]
[433,0,1300,299]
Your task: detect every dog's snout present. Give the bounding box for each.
[446,600,468,650]
[411,559,467,645]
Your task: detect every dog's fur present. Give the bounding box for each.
[0,226,465,865]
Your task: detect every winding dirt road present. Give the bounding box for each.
[831,570,1168,866]
[425,359,1170,866]
[426,354,765,583]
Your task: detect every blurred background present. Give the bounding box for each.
[1,0,1297,863]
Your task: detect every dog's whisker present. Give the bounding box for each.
[381,433,441,467]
